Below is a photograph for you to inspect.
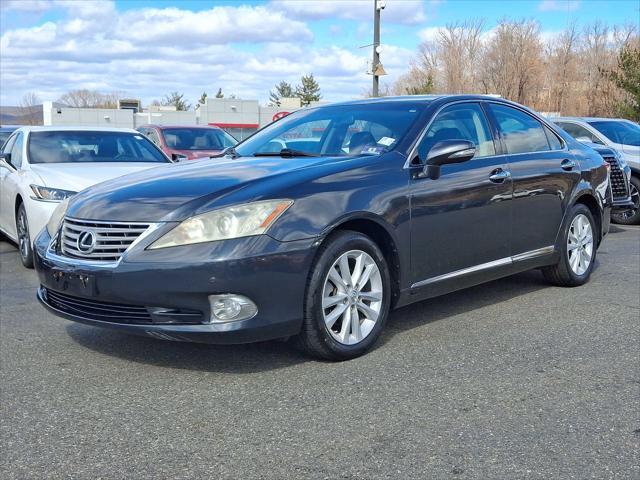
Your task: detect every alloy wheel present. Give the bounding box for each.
[567,214,593,276]
[322,249,383,345]
[17,210,30,261]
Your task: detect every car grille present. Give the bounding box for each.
[60,217,150,262]
[44,288,154,324]
[603,155,629,200]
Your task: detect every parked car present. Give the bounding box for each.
[36,96,612,360]
[553,117,640,224]
[137,125,237,161]
[0,126,172,268]
[0,125,18,148]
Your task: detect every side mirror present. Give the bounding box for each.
[575,136,592,144]
[172,153,188,162]
[422,140,476,179]
[0,152,13,168]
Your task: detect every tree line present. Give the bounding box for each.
[390,19,640,120]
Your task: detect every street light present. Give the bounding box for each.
[371,0,385,97]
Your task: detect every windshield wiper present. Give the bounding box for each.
[253,148,319,158]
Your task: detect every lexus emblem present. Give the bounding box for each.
[77,230,96,253]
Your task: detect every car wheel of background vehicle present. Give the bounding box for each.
[611,176,640,225]
[542,203,596,287]
[294,230,391,361]
[16,204,34,268]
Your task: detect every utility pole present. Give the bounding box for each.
[372,0,384,97]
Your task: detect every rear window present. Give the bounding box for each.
[28,131,170,164]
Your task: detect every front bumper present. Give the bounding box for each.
[34,229,318,344]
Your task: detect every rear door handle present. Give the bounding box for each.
[561,159,577,171]
[489,168,511,183]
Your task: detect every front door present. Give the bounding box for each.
[409,102,512,288]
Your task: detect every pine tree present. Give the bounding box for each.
[197,92,207,107]
[215,88,224,99]
[295,74,321,106]
[269,81,295,106]
[162,91,190,111]
[406,74,435,95]
[608,45,640,121]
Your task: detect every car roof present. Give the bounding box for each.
[12,125,140,134]
[553,117,629,123]
[140,124,223,130]
[327,94,508,107]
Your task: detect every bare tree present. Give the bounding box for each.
[19,92,42,125]
[480,20,544,105]
[57,89,123,108]
[546,22,579,114]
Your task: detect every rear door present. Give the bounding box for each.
[409,101,512,287]
[487,103,579,256]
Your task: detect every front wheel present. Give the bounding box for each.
[611,175,640,225]
[294,231,391,361]
[16,203,34,269]
[542,204,596,287]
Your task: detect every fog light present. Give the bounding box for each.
[208,294,257,323]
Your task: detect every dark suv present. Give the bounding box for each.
[36,96,612,360]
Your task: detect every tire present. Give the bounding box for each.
[542,204,596,287]
[611,175,640,225]
[294,230,391,361]
[16,203,34,269]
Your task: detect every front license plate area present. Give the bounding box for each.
[51,269,97,297]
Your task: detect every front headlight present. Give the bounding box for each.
[148,199,293,249]
[46,198,70,237]
[30,185,76,202]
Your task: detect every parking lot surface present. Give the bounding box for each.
[1,226,639,479]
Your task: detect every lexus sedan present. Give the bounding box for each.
[35,96,613,360]
[0,127,172,268]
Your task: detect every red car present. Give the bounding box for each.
[137,125,237,161]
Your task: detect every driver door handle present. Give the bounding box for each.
[489,168,511,183]
[561,159,577,171]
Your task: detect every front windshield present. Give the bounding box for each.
[235,103,427,158]
[162,128,236,151]
[28,131,171,164]
[0,131,12,147]
[588,121,640,147]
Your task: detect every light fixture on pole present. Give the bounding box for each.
[371,0,386,97]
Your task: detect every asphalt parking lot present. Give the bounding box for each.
[1,226,639,479]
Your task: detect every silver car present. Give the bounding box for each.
[554,117,639,225]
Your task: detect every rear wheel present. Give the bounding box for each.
[611,175,640,225]
[294,230,391,361]
[16,203,34,269]
[542,204,596,287]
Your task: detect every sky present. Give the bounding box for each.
[1,0,638,106]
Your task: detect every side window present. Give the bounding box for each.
[2,135,16,155]
[490,104,550,154]
[544,125,563,150]
[555,122,604,145]
[10,132,24,168]
[418,103,496,161]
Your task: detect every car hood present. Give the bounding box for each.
[29,162,164,193]
[66,155,341,222]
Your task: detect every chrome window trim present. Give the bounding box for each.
[410,245,555,289]
[404,100,569,169]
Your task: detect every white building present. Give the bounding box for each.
[42,97,312,140]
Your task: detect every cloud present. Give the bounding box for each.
[0,0,51,12]
[538,0,581,12]
[270,0,427,26]
[0,2,416,106]
[418,27,441,43]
